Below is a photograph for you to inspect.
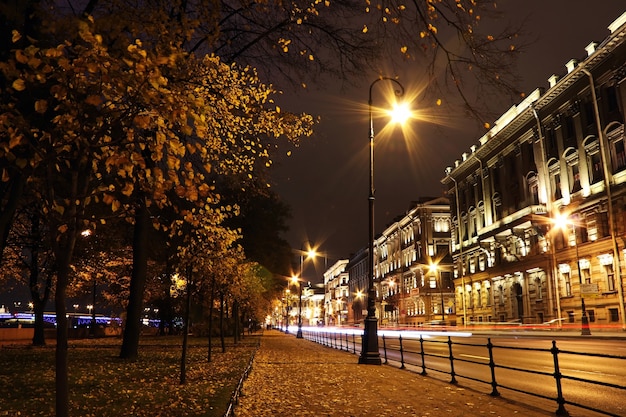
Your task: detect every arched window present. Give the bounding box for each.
[583,136,603,184]
[564,147,581,193]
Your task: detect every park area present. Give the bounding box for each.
[0,335,259,416]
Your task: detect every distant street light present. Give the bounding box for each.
[554,213,592,336]
[295,248,317,338]
[360,77,409,365]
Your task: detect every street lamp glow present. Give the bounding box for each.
[296,247,318,338]
[389,102,411,124]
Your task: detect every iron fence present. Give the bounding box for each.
[301,330,626,417]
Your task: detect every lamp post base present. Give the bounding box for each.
[581,315,592,336]
[297,327,303,338]
[359,316,381,365]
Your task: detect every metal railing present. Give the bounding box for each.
[301,330,626,417]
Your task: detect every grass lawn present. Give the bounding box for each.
[0,334,260,416]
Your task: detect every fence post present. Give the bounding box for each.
[352,333,356,354]
[486,338,500,397]
[448,336,457,384]
[399,334,406,369]
[380,335,388,364]
[551,340,569,416]
[419,335,427,375]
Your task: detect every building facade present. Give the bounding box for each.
[345,197,455,326]
[442,12,626,329]
[323,259,349,326]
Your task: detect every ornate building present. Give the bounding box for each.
[442,12,626,329]
[346,197,455,326]
[323,259,349,326]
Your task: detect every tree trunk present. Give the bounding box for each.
[207,277,215,362]
[219,290,225,353]
[232,300,239,345]
[29,210,51,346]
[53,232,77,417]
[55,271,69,417]
[180,269,192,385]
[32,300,46,346]
[120,202,150,360]
[0,174,24,264]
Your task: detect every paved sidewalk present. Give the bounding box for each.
[235,330,553,417]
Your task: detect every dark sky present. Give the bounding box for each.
[270,1,626,271]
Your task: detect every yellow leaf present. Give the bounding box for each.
[483,122,491,129]
[276,106,281,113]
[35,100,48,114]
[58,224,68,234]
[85,95,102,106]
[15,50,28,64]
[121,183,134,196]
[9,134,23,149]
[2,169,9,182]
[436,98,442,106]
[400,46,408,54]
[112,200,121,212]
[362,25,368,33]
[103,193,114,204]
[12,30,21,43]
[53,204,65,215]
[12,79,26,91]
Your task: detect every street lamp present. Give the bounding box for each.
[554,213,591,335]
[295,248,317,338]
[284,289,291,334]
[360,77,408,365]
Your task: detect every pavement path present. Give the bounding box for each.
[234,330,554,417]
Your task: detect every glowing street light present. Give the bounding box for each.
[295,247,317,338]
[360,76,410,365]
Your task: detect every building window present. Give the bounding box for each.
[498,285,504,305]
[535,278,543,300]
[610,127,626,173]
[609,308,619,322]
[604,263,615,292]
[587,309,596,323]
[584,137,603,184]
[486,284,492,306]
[565,148,581,193]
[477,288,482,307]
[561,269,572,297]
[548,159,562,200]
[527,173,539,205]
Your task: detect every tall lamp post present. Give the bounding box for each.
[555,214,591,335]
[360,77,408,365]
[295,248,317,338]
[284,289,290,334]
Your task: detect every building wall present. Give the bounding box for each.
[443,12,626,328]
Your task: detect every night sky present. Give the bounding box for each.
[271,2,626,276]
